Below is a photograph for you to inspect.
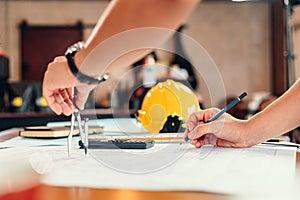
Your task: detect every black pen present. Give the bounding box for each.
[266,138,285,142]
[261,142,300,148]
[185,92,247,142]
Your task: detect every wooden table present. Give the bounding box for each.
[0,129,298,200]
[1,185,228,200]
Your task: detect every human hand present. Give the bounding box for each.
[42,56,95,115]
[184,108,251,148]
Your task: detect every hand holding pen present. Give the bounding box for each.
[184,92,249,148]
[205,92,247,124]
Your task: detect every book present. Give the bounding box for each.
[19,126,103,138]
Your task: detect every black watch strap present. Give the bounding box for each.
[65,42,109,85]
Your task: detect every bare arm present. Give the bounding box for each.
[185,78,300,148]
[43,0,200,115]
[75,0,200,75]
[246,78,300,145]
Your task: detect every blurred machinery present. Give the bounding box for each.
[0,50,50,112]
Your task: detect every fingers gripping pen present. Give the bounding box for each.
[184,92,247,142]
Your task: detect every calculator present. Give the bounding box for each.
[87,139,154,149]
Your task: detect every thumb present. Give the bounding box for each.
[191,119,226,141]
[188,123,211,140]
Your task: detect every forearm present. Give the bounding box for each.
[74,0,200,76]
[246,79,300,144]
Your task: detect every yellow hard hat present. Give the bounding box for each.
[137,79,200,133]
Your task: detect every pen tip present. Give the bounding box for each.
[239,92,247,99]
[184,137,190,142]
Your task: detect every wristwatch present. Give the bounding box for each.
[65,41,109,85]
